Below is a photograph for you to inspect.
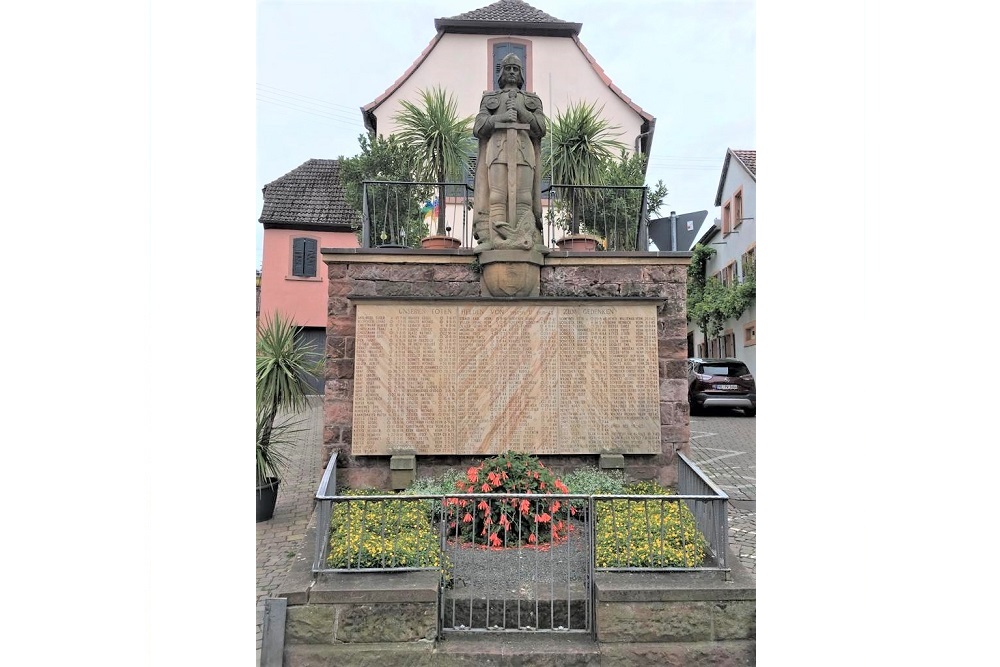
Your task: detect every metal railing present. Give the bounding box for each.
[358,180,651,251]
[544,183,650,251]
[676,451,731,571]
[311,453,731,631]
[361,180,473,248]
[439,492,593,634]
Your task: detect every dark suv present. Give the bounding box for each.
[688,358,756,417]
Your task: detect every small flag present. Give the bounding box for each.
[420,198,439,224]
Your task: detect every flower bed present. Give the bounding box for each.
[444,451,571,547]
[325,489,441,569]
[326,455,708,570]
[594,481,707,568]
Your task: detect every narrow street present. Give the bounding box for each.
[685,408,756,578]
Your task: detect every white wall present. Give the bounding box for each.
[689,157,756,378]
[373,32,649,157]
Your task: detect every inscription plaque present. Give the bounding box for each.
[352,302,661,456]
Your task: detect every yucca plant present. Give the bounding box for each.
[256,312,318,487]
[393,86,476,236]
[542,100,625,234]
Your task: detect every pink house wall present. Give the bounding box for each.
[258,228,359,327]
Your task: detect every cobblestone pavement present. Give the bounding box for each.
[685,408,756,578]
[256,397,324,660]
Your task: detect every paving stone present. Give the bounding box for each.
[256,397,325,654]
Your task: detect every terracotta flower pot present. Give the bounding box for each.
[555,234,601,251]
[420,235,462,249]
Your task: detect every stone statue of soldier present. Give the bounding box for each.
[472,53,548,254]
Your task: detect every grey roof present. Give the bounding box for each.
[450,0,566,22]
[435,0,581,35]
[732,150,755,176]
[259,159,359,230]
[714,149,756,207]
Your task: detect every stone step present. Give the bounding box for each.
[283,637,755,667]
[435,633,601,666]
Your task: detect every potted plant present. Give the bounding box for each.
[256,312,318,522]
[393,86,475,248]
[541,100,624,246]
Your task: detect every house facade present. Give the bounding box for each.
[258,159,360,390]
[687,149,756,377]
[360,0,656,247]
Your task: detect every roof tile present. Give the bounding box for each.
[448,0,568,23]
[259,159,359,228]
[732,149,755,176]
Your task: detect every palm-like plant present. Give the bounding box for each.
[542,100,625,234]
[393,86,476,237]
[256,312,318,486]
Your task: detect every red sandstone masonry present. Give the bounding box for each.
[321,253,693,485]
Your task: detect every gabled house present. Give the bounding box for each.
[258,159,360,389]
[687,149,756,376]
[360,0,656,246]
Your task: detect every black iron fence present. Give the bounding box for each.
[358,181,651,251]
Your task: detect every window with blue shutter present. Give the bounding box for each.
[291,237,318,278]
[492,42,527,89]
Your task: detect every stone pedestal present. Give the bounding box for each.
[478,249,543,297]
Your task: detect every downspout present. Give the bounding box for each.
[634,131,651,157]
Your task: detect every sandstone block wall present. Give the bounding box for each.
[321,251,691,491]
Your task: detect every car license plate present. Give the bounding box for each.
[714,384,738,390]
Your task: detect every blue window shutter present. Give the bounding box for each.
[492,42,528,88]
[303,238,317,277]
[292,237,317,277]
[292,238,305,276]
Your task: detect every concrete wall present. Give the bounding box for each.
[321,248,691,491]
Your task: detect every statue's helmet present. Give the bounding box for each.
[497,53,525,89]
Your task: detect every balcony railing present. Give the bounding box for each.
[359,180,651,252]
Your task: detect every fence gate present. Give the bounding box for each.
[439,494,593,635]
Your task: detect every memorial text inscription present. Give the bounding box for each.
[352,302,660,455]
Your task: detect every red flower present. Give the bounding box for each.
[477,500,490,511]
[462,513,473,523]
[487,471,502,487]
[466,467,479,483]
[481,482,492,492]
[499,514,510,528]
[519,499,530,515]
[539,481,546,490]
[528,533,537,544]
[534,512,551,523]
[483,515,492,525]
[554,480,569,493]
[489,533,502,547]
[550,500,560,513]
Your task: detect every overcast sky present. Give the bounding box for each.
[256,0,755,266]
